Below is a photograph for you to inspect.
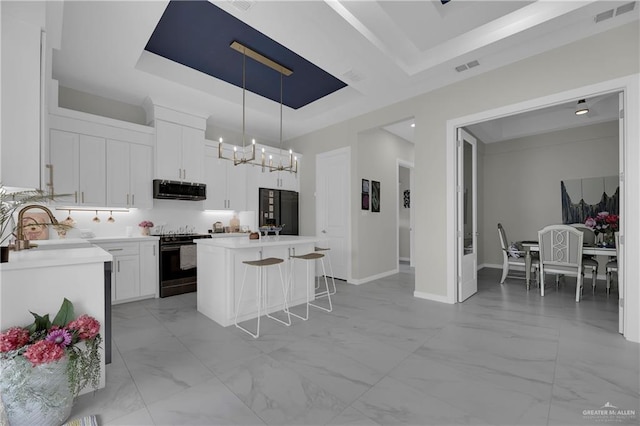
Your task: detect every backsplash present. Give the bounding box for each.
[47,199,256,239]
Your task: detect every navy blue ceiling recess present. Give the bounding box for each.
[145,0,347,109]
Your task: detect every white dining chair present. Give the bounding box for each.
[538,225,584,302]
[605,232,620,295]
[569,223,599,293]
[497,223,539,286]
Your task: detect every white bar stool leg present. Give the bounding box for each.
[287,255,310,321]
[265,263,292,326]
[309,256,332,312]
[315,247,336,295]
[234,263,260,338]
[234,258,290,339]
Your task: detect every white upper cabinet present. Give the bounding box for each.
[204,144,247,211]
[49,129,105,206]
[130,144,153,209]
[155,120,204,183]
[1,9,44,189]
[249,148,300,192]
[49,130,79,204]
[48,111,154,207]
[106,140,153,209]
[106,140,130,207]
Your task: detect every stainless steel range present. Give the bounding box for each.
[155,233,212,297]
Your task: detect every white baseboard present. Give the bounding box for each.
[414,291,453,304]
[348,269,399,285]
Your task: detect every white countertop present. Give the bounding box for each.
[0,246,113,271]
[195,235,318,249]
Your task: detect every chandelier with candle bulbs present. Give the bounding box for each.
[218,41,297,174]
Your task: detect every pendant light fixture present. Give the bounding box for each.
[218,41,296,174]
[575,99,589,115]
[262,71,297,174]
[218,42,257,165]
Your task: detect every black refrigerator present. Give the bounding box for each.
[259,188,299,235]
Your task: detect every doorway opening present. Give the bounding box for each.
[448,78,636,341]
[398,160,414,273]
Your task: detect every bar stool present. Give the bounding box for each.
[314,246,336,296]
[288,252,333,320]
[234,257,291,338]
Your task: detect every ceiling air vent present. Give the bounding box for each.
[229,0,255,12]
[466,60,480,69]
[594,9,614,23]
[616,2,636,16]
[455,60,480,73]
[342,69,365,82]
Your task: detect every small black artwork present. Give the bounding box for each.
[371,180,380,213]
[362,179,369,210]
[404,190,410,208]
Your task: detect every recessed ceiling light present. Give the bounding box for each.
[575,99,589,115]
[410,123,416,128]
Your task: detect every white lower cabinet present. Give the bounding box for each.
[139,241,158,298]
[96,240,158,304]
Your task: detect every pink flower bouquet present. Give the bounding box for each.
[0,298,102,397]
[138,220,154,228]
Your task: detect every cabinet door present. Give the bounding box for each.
[203,145,227,210]
[278,169,299,191]
[130,144,153,209]
[139,241,158,297]
[78,134,106,206]
[106,140,130,207]
[155,120,183,181]
[181,125,204,183]
[226,161,247,211]
[114,255,140,301]
[49,130,79,204]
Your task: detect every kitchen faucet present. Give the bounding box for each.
[14,204,60,250]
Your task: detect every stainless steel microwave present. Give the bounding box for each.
[153,180,206,201]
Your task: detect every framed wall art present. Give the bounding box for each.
[371,180,380,213]
[361,179,370,210]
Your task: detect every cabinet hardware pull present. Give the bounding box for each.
[183,169,186,180]
[132,194,135,205]
[74,191,78,203]
[117,260,120,273]
[127,194,130,205]
[178,168,182,179]
[46,164,54,198]
[108,248,124,252]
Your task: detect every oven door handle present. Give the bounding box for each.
[161,246,182,252]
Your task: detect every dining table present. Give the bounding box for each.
[521,241,617,290]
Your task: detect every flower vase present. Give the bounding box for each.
[603,232,616,247]
[140,227,150,236]
[0,357,73,426]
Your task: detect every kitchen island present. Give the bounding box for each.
[196,236,319,326]
[0,245,112,394]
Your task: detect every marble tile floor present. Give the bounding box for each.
[70,268,639,426]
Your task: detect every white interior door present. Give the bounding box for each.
[618,91,625,335]
[316,147,350,281]
[457,129,477,302]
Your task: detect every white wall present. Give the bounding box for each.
[355,128,413,281]
[45,200,250,239]
[58,86,147,126]
[479,121,619,267]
